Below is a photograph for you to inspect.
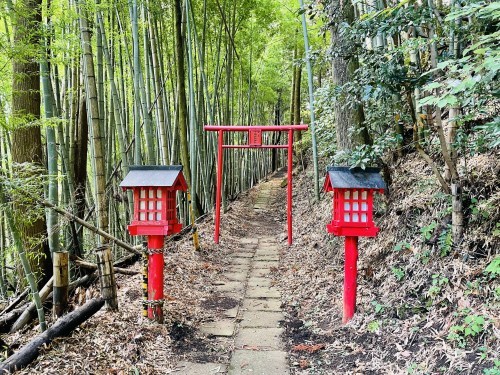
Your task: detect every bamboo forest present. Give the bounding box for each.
[0,0,498,373]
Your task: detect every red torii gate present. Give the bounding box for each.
[204,125,309,246]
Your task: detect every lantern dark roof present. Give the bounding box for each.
[324,166,386,191]
[120,165,187,190]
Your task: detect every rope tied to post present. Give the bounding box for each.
[143,299,165,308]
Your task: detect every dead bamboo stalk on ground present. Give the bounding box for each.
[10,277,54,333]
[0,298,105,374]
[5,273,98,333]
[0,288,29,316]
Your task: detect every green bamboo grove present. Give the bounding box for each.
[0,0,318,296]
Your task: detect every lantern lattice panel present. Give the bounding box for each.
[136,188,164,222]
[334,189,373,226]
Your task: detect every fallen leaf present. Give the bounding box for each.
[400,350,412,358]
[299,359,310,369]
[292,343,326,353]
[164,295,176,301]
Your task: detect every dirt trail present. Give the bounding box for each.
[175,172,289,374]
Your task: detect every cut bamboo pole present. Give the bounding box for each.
[53,252,69,318]
[96,246,118,311]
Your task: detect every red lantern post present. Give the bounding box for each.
[120,166,187,322]
[323,167,386,323]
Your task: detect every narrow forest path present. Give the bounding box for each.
[175,171,289,374]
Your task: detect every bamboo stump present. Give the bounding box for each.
[96,246,118,310]
[53,251,69,318]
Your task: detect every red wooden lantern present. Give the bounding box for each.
[323,167,386,323]
[120,166,187,322]
[323,167,385,237]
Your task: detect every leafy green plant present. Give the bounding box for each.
[483,360,500,375]
[478,346,488,360]
[448,314,487,348]
[394,241,411,252]
[421,222,437,241]
[418,249,431,265]
[484,257,500,279]
[427,274,449,299]
[493,223,500,238]
[470,197,491,221]
[392,267,405,281]
[367,320,380,333]
[438,226,453,256]
[371,300,385,314]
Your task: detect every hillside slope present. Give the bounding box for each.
[278,151,499,374]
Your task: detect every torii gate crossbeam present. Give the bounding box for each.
[204,125,309,246]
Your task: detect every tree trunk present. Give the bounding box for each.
[330,0,367,151]
[73,96,88,257]
[293,62,302,131]
[11,0,52,281]
[299,0,320,200]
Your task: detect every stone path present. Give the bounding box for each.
[174,178,289,375]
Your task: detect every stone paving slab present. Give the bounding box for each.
[259,236,276,242]
[254,255,279,261]
[224,306,239,318]
[242,298,282,312]
[212,280,227,286]
[241,238,258,244]
[200,320,236,337]
[249,268,271,277]
[247,279,271,288]
[228,257,252,266]
[240,311,284,328]
[215,281,245,293]
[252,260,279,269]
[238,247,258,253]
[227,264,251,273]
[253,206,267,210]
[235,327,284,349]
[230,252,255,258]
[228,350,289,375]
[175,361,227,374]
[255,247,279,255]
[246,286,281,299]
[223,272,248,282]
